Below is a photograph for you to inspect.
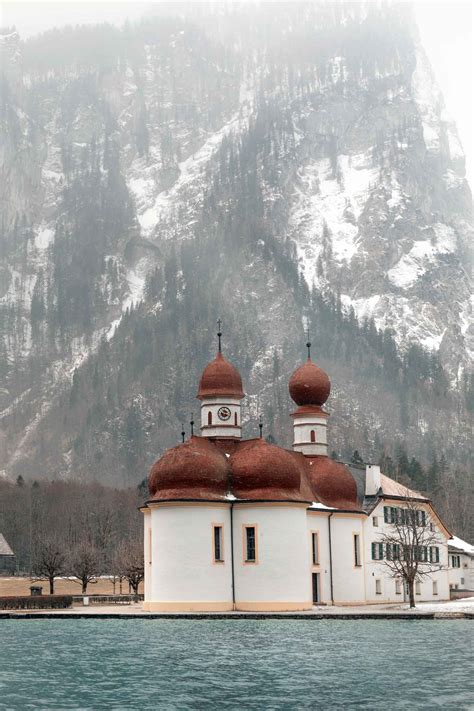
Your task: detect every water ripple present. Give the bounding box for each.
[0,619,472,710]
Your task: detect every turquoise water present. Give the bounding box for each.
[0,620,472,709]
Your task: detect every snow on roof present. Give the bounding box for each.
[0,533,14,557]
[448,535,474,555]
[309,501,335,510]
[380,474,428,500]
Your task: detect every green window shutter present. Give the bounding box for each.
[384,506,389,523]
[372,542,376,560]
[435,547,439,563]
[429,547,433,563]
[422,511,426,526]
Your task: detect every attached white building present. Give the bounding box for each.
[142,333,468,611]
[448,537,474,594]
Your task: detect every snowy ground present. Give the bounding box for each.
[393,597,474,613]
[3,597,473,617]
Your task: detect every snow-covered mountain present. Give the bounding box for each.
[0,3,472,496]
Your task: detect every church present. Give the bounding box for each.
[142,329,453,611]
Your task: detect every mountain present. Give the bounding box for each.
[0,3,472,536]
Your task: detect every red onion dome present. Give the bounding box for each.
[197,351,244,400]
[229,438,309,502]
[148,436,229,501]
[306,456,359,510]
[289,358,331,406]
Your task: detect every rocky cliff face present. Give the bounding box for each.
[0,3,472,494]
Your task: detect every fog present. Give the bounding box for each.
[2,1,472,187]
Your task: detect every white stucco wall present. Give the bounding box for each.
[331,515,366,604]
[233,505,311,608]
[363,501,450,602]
[200,397,241,438]
[292,416,328,456]
[448,552,474,591]
[143,496,456,611]
[306,512,331,603]
[143,510,152,601]
[147,504,233,606]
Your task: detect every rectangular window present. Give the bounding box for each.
[452,555,461,568]
[386,543,400,561]
[372,516,378,527]
[395,578,402,595]
[375,579,382,595]
[414,546,428,562]
[213,525,224,562]
[354,534,361,567]
[371,542,384,560]
[415,581,421,595]
[429,546,440,563]
[244,526,256,563]
[433,580,438,595]
[461,577,465,586]
[148,528,152,566]
[414,510,427,527]
[311,532,319,565]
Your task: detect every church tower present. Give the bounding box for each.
[289,336,330,456]
[197,323,244,439]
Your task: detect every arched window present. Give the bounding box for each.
[234,412,238,426]
[310,430,316,443]
[208,411,212,426]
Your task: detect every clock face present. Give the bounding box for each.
[217,406,231,421]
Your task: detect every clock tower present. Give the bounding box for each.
[197,323,245,439]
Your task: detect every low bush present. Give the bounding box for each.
[0,595,73,610]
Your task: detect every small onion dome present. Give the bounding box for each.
[289,358,331,406]
[306,456,359,510]
[230,438,310,502]
[148,436,229,501]
[197,351,244,400]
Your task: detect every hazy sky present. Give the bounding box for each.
[2,0,472,186]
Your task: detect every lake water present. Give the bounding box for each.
[0,619,472,709]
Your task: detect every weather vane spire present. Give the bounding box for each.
[305,327,311,360]
[259,414,263,439]
[190,412,194,437]
[217,318,222,353]
[181,423,185,443]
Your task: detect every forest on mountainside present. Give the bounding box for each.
[0,3,472,541]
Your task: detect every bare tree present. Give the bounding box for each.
[31,535,67,594]
[68,543,100,594]
[377,494,445,608]
[116,539,144,595]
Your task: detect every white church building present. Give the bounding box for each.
[142,331,457,612]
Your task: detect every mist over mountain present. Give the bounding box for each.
[0,2,472,537]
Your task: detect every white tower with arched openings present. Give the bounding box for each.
[197,323,245,439]
[289,337,331,457]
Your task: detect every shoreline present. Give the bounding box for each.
[1,607,473,620]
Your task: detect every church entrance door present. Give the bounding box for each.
[312,573,320,605]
